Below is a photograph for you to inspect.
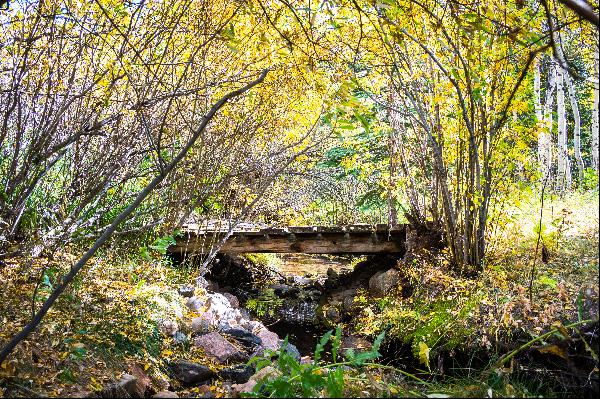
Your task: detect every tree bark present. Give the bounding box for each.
[564,71,584,182]
[540,59,556,180]
[556,62,572,190]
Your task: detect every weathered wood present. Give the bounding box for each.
[169,225,407,255]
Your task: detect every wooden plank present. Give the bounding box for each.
[170,228,406,255]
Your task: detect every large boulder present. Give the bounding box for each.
[205,293,243,330]
[187,293,243,331]
[368,268,401,298]
[194,332,247,364]
[168,360,215,386]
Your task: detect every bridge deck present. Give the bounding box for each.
[169,223,407,255]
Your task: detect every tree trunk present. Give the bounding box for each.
[534,59,543,122]
[540,59,556,181]
[556,62,572,191]
[564,71,584,182]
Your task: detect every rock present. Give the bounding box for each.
[231,380,257,397]
[173,331,188,345]
[128,364,154,397]
[223,328,262,350]
[231,366,281,397]
[281,342,301,361]
[256,329,281,352]
[98,374,138,398]
[223,293,240,308]
[185,296,206,312]
[159,319,178,337]
[152,391,179,398]
[194,332,247,363]
[253,366,281,381]
[195,276,209,290]
[205,293,243,330]
[168,360,215,386]
[325,307,341,323]
[218,365,254,384]
[241,320,264,334]
[207,280,220,291]
[197,385,215,398]
[341,289,357,312]
[270,284,300,298]
[341,336,372,353]
[291,276,314,286]
[191,314,213,333]
[178,285,195,298]
[326,267,339,280]
[300,356,312,365]
[368,268,401,298]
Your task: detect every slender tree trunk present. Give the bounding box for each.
[564,72,584,182]
[556,62,572,191]
[540,60,556,181]
[534,59,543,122]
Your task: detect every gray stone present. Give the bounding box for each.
[98,374,139,398]
[256,329,280,352]
[223,328,262,350]
[194,332,247,364]
[173,331,188,345]
[282,342,301,361]
[326,267,339,280]
[325,307,341,323]
[368,268,401,298]
[159,319,178,337]
[223,292,240,308]
[195,276,209,290]
[341,336,373,353]
[218,365,254,384]
[185,296,206,312]
[191,314,213,333]
[178,285,195,298]
[270,284,300,298]
[152,391,179,398]
[168,360,215,386]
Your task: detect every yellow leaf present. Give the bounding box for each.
[418,342,431,371]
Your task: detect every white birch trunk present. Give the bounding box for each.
[534,59,543,122]
[540,60,555,181]
[556,62,572,191]
[564,72,584,182]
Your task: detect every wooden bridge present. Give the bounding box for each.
[169,222,407,255]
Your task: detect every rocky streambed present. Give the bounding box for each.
[90,252,405,399]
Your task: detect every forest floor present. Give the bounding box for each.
[0,189,598,398]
